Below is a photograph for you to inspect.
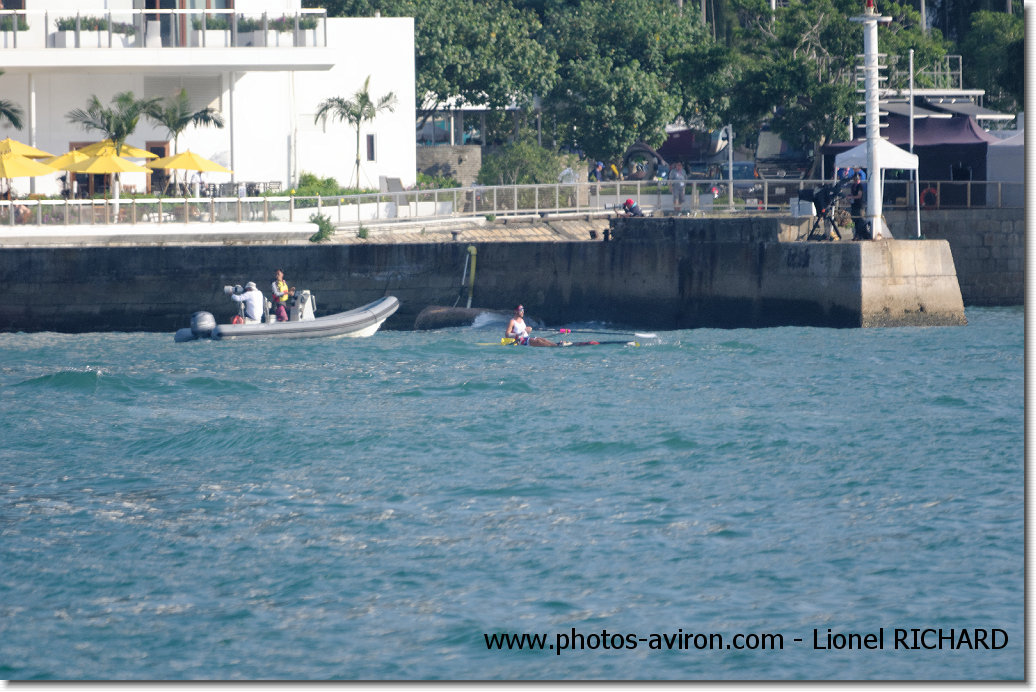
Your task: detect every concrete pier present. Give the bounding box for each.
[0,215,967,333]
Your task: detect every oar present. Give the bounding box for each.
[561,340,640,347]
[556,328,658,339]
[478,337,638,347]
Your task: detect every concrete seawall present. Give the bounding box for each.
[885,209,1024,307]
[0,216,966,333]
[593,218,965,328]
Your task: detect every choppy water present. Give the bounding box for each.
[0,307,1023,680]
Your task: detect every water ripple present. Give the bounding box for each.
[0,308,1023,681]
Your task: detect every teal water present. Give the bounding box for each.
[0,307,1023,680]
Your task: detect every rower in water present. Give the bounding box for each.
[505,304,560,346]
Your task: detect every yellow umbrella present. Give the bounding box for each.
[0,151,57,177]
[148,149,232,173]
[0,151,56,201]
[64,152,151,174]
[0,137,54,159]
[41,149,91,170]
[78,139,158,159]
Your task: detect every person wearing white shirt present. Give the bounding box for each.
[231,281,264,323]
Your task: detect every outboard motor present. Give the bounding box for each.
[191,311,217,338]
[175,311,217,342]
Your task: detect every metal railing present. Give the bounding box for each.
[0,179,1022,229]
[0,8,328,49]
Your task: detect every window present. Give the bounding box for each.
[366,134,376,162]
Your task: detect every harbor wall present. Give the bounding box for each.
[884,209,1024,306]
[0,217,967,333]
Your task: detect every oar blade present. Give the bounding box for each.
[556,327,657,339]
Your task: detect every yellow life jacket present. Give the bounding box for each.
[273,279,289,303]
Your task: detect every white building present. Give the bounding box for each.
[0,1,416,197]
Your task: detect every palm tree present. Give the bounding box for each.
[66,91,162,211]
[148,88,226,193]
[67,91,162,157]
[314,75,397,188]
[0,99,23,130]
[0,70,24,129]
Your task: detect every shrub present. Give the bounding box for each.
[269,15,319,31]
[477,132,566,186]
[415,171,460,190]
[191,15,230,31]
[295,172,343,198]
[308,212,335,243]
[55,16,135,34]
[0,15,28,31]
[231,15,317,33]
[286,172,376,208]
[235,16,263,32]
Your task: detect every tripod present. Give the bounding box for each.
[805,208,841,241]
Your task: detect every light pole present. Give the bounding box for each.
[726,124,734,212]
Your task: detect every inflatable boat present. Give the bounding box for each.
[175,292,399,342]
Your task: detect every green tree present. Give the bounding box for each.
[538,0,703,161]
[66,91,162,206]
[716,0,858,170]
[928,0,1021,43]
[0,98,23,130]
[147,88,225,193]
[315,0,557,123]
[959,10,1023,112]
[413,0,557,116]
[670,42,738,132]
[0,71,23,129]
[149,88,225,154]
[315,75,398,187]
[725,0,948,175]
[66,91,162,157]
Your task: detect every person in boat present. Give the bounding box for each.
[505,304,563,346]
[231,281,264,324]
[505,304,532,344]
[271,269,295,321]
[618,198,644,217]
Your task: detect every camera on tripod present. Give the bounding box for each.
[799,178,849,219]
[799,177,851,241]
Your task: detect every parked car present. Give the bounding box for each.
[714,161,762,197]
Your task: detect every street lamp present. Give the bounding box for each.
[725,124,734,212]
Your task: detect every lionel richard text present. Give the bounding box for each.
[811,628,1008,650]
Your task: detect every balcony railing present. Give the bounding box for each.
[0,8,328,49]
[0,179,1022,231]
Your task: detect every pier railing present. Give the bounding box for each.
[0,179,1022,229]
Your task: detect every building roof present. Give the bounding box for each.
[923,98,1016,122]
[848,113,1002,148]
[880,101,952,119]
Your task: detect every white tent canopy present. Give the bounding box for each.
[835,139,920,238]
[835,138,919,171]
